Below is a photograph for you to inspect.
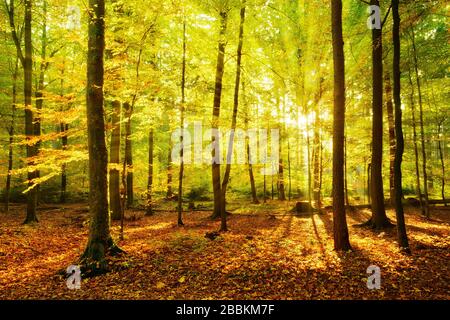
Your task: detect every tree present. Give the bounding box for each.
[367,0,392,229]
[331,0,351,251]
[123,101,134,208]
[4,56,19,213]
[5,0,39,223]
[177,15,187,226]
[109,100,122,220]
[80,0,122,272]
[392,0,410,252]
[220,0,246,231]
[385,71,396,205]
[410,28,429,218]
[211,7,229,220]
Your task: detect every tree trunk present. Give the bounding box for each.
[60,65,69,204]
[23,0,38,224]
[437,121,446,206]
[331,0,351,251]
[177,16,186,226]
[211,10,228,219]
[385,71,396,206]
[123,102,134,208]
[5,57,19,213]
[368,0,391,229]
[220,1,246,232]
[6,0,38,221]
[407,60,424,214]
[411,29,430,218]
[81,0,122,272]
[243,79,258,204]
[109,100,122,220]
[146,128,154,216]
[166,143,173,199]
[313,80,323,209]
[392,0,410,252]
[344,136,349,206]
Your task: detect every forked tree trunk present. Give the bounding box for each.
[331,0,351,251]
[80,0,122,272]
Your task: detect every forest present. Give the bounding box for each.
[0,0,448,300]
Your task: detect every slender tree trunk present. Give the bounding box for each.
[392,0,410,252]
[331,0,351,251]
[109,100,122,220]
[408,61,424,213]
[243,80,258,204]
[437,121,446,206]
[385,71,396,206]
[211,10,228,219]
[278,112,286,201]
[177,16,187,226]
[123,102,133,208]
[368,0,391,229]
[313,81,323,209]
[146,128,154,216]
[166,143,173,199]
[220,1,246,231]
[344,135,349,206]
[23,0,38,224]
[288,139,292,201]
[6,0,37,221]
[81,0,122,271]
[32,0,47,204]
[5,57,19,213]
[411,29,430,218]
[59,64,69,204]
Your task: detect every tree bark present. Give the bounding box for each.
[242,79,258,204]
[368,0,391,229]
[109,100,122,220]
[211,10,228,219]
[146,128,154,216]
[81,0,122,272]
[177,17,187,226]
[5,57,19,213]
[220,0,246,231]
[392,0,410,252]
[123,102,134,207]
[331,0,351,251]
[166,143,173,199]
[407,60,424,214]
[411,28,430,218]
[6,0,39,223]
[437,120,446,206]
[385,71,396,206]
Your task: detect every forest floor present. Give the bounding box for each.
[0,201,449,300]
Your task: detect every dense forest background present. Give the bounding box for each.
[0,0,448,300]
[0,0,447,209]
